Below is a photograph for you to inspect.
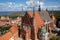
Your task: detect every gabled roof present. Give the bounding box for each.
[1,32,12,40]
[9,24,18,33]
[25,11,44,27]
[40,11,52,21]
[34,11,44,27]
[23,11,52,27]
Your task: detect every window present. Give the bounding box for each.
[23,24,29,31]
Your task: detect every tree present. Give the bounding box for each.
[50,36,60,40]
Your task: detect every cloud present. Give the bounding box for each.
[40,2,44,5]
[25,0,40,11]
[26,0,39,7]
[26,0,45,10]
[7,2,15,8]
[0,1,60,11]
[26,0,60,11]
[0,2,25,11]
[43,5,60,10]
[0,2,32,11]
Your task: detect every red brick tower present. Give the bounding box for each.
[21,5,44,40]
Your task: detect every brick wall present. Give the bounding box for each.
[21,11,44,40]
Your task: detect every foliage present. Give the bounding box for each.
[9,12,25,17]
[9,11,60,18]
[49,11,60,18]
[50,36,60,40]
[0,26,11,35]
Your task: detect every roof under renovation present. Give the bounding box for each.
[40,11,52,21]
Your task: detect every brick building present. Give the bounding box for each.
[20,5,55,40]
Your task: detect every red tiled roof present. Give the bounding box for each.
[1,32,12,40]
[9,24,18,33]
[0,24,18,40]
[34,11,44,27]
[27,11,44,27]
[27,11,33,17]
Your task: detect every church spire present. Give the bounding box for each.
[38,5,41,11]
[46,8,48,12]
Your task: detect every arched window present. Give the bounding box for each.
[23,23,29,31]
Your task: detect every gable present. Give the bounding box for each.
[40,11,51,21]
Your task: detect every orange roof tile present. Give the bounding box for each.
[27,11,33,17]
[34,11,44,27]
[9,24,18,33]
[0,24,18,40]
[27,11,44,27]
[1,32,12,40]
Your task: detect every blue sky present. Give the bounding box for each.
[0,0,60,11]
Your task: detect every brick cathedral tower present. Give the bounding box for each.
[20,5,44,40]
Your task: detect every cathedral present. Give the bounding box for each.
[20,5,56,40]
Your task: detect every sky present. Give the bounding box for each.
[0,0,60,11]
